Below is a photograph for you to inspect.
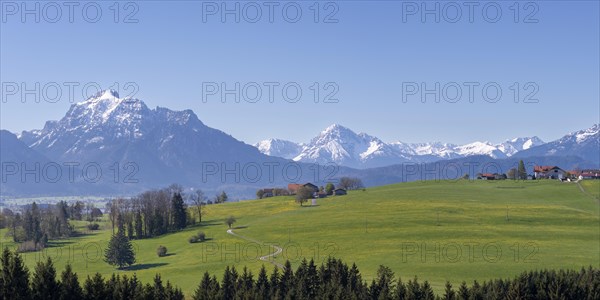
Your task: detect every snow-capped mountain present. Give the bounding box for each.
[290,124,413,168]
[496,136,545,156]
[513,124,599,164]
[253,138,303,159]
[254,124,547,168]
[17,90,289,193]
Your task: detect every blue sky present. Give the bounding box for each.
[1,1,598,145]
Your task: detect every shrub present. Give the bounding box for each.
[87,223,100,230]
[189,232,206,244]
[157,245,168,257]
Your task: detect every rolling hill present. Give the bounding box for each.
[1,179,597,296]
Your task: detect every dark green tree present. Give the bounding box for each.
[518,160,527,180]
[193,272,214,300]
[83,273,108,300]
[1,248,30,300]
[255,266,270,299]
[443,281,455,300]
[104,226,136,269]
[171,192,187,230]
[31,257,59,300]
[457,281,469,300]
[152,274,166,299]
[220,266,236,300]
[59,264,83,300]
[134,211,143,239]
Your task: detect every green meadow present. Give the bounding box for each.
[1,179,599,296]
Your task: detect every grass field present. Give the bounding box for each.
[1,179,599,297]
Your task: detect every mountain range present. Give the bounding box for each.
[254,124,548,168]
[1,90,598,198]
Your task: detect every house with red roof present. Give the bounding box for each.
[534,166,566,179]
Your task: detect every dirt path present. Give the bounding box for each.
[226,229,285,269]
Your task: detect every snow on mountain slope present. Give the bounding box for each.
[18,90,278,189]
[290,124,413,168]
[254,124,548,168]
[496,136,545,156]
[253,138,303,159]
[513,124,599,164]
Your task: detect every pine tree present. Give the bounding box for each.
[239,267,254,299]
[104,226,136,269]
[193,272,213,300]
[255,266,270,299]
[443,281,455,300]
[153,274,166,299]
[457,281,469,300]
[83,273,108,300]
[171,192,187,230]
[306,259,319,298]
[220,266,236,300]
[31,257,59,300]
[0,247,11,299]
[422,280,435,300]
[1,248,30,300]
[394,277,407,299]
[127,219,134,240]
[134,211,143,239]
[58,264,83,300]
[269,267,280,299]
[279,261,294,298]
[518,160,527,180]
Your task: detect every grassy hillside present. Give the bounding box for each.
[1,179,598,296]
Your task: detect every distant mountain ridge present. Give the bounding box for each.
[1,90,597,198]
[254,124,547,168]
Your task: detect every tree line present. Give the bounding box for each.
[0,201,82,252]
[191,258,599,299]
[1,248,598,299]
[107,185,229,240]
[0,247,183,300]
[107,186,191,240]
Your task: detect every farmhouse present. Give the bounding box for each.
[534,166,566,179]
[260,188,275,198]
[288,183,319,195]
[571,169,600,180]
[334,188,347,195]
[478,173,497,180]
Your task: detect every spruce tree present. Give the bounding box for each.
[83,273,110,300]
[255,266,269,299]
[134,211,143,239]
[193,272,213,300]
[104,225,136,269]
[269,267,280,299]
[443,281,455,300]
[2,249,30,300]
[171,192,187,230]
[518,160,527,180]
[153,274,166,299]
[394,277,407,299]
[58,264,83,300]
[457,281,469,300]
[279,261,294,298]
[220,266,236,300]
[31,257,59,300]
